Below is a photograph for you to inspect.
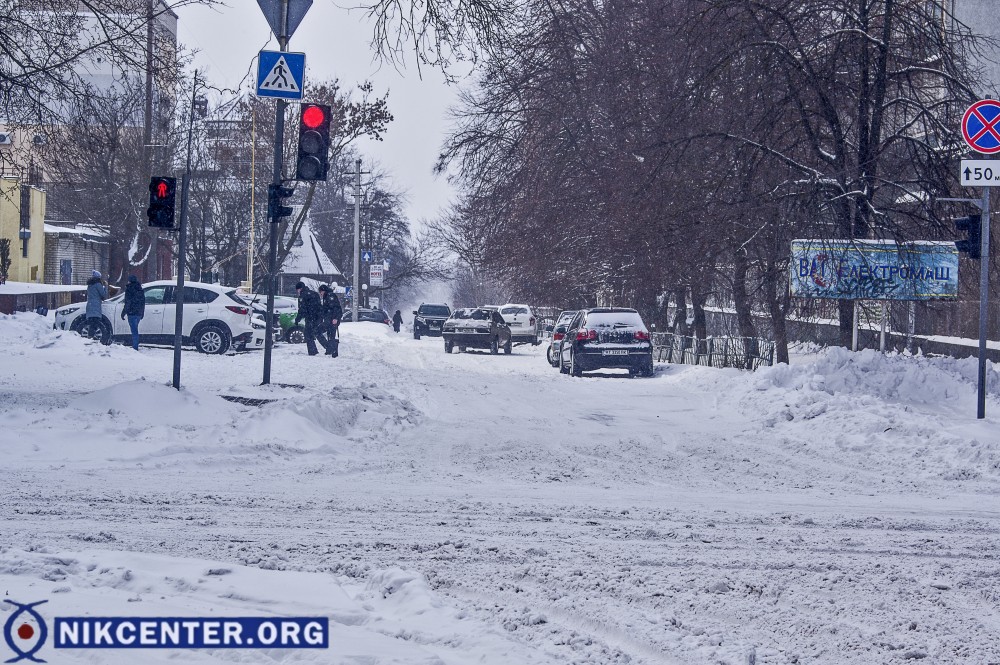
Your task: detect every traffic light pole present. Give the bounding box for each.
[977,186,991,419]
[173,70,199,390]
[262,3,289,386]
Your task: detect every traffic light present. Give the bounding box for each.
[147,176,177,228]
[295,103,331,181]
[955,213,982,259]
[268,183,294,220]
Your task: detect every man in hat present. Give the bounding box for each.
[294,281,323,356]
[317,284,343,357]
[84,270,109,341]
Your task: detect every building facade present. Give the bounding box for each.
[0,179,46,283]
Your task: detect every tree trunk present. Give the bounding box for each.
[691,286,708,355]
[763,260,789,364]
[671,288,688,336]
[733,252,756,339]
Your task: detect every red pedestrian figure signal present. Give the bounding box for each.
[296,104,331,181]
[147,176,177,228]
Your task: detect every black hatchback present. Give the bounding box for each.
[559,308,654,377]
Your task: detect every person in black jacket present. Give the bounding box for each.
[294,281,323,356]
[317,284,343,357]
[120,275,145,350]
[392,310,403,333]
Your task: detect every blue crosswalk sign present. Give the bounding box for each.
[257,51,305,99]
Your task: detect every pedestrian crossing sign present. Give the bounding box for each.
[256,50,305,99]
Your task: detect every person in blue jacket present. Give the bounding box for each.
[120,275,145,350]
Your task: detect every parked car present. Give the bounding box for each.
[499,304,540,345]
[52,281,264,354]
[343,307,391,324]
[412,303,451,339]
[236,293,292,342]
[558,308,654,377]
[546,309,579,367]
[279,311,305,344]
[442,307,512,354]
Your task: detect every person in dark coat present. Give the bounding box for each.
[84,270,109,340]
[294,281,323,356]
[120,274,145,350]
[392,310,403,333]
[317,284,343,357]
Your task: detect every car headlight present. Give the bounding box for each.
[58,306,80,316]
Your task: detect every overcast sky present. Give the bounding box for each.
[174,1,466,226]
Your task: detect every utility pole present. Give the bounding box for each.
[262,0,290,385]
[352,158,361,323]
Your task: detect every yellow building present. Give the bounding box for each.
[0,178,46,283]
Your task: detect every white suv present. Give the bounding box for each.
[499,303,540,345]
[53,280,264,354]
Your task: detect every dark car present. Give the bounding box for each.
[343,307,391,324]
[559,308,654,377]
[412,303,451,339]
[442,308,512,354]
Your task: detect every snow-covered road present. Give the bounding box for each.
[2,314,999,663]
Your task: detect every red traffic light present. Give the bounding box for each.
[301,105,326,129]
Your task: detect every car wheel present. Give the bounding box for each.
[195,325,229,354]
[559,352,569,374]
[490,337,499,355]
[445,340,454,353]
[78,318,112,345]
[570,351,582,377]
[286,327,305,344]
[503,338,512,354]
[546,346,558,366]
[414,329,421,340]
[458,346,466,353]
[642,359,655,377]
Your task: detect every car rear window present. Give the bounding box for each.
[501,306,528,315]
[419,305,451,316]
[585,312,646,329]
[453,309,490,320]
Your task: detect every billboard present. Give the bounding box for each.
[790,240,959,300]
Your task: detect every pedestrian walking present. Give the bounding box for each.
[294,281,323,356]
[392,309,403,333]
[121,274,145,350]
[84,270,108,341]
[317,284,343,357]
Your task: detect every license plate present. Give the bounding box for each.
[602,349,628,356]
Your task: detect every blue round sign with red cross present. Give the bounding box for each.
[962,100,1000,154]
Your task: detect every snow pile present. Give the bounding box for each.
[0,548,553,664]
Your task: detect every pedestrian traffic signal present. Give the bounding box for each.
[955,213,982,259]
[147,176,176,228]
[268,183,294,220]
[295,103,331,181]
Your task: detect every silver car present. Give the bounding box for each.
[546,310,579,367]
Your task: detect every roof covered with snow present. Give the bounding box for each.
[280,210,342,277]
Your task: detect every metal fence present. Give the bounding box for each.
[652,334,775,371]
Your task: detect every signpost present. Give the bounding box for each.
[955,100,995,419]
[258,0,313,386]
[256,51,305,100]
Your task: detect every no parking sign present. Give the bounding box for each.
[962,100,1000,154]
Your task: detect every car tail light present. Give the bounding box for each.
[553,332,564,341]
[576,329,597,341]
[383,319,390,324]
[225,305,249,315]
[530,316,536,326]
[635,330,650,340]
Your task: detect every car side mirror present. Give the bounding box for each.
[412,310,418,315]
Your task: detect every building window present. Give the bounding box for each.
[60,259,72,285]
